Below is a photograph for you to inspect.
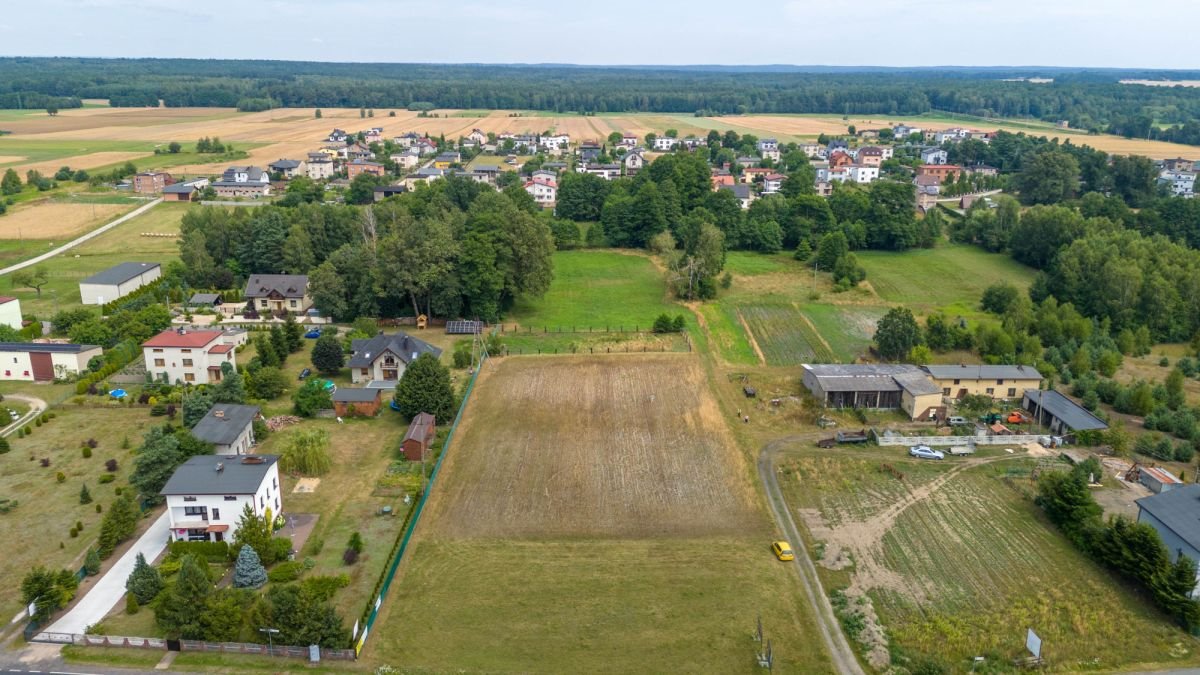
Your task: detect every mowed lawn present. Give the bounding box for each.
[0,406,152,623]
[856,244,1033,316]
[507,250,679,329]
[366,356,834,673]
[0,201,187,316]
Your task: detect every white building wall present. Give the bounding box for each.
[144,344,235,384]
[165,464,282,542]
[0,300,21,329]
[0,351,34,380]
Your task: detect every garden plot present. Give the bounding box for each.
[739,303,833,365]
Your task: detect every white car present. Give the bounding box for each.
[909,445,945,460]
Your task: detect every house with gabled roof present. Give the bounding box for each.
[349,332,443,386]
[268,159,305,179]
[212,166,270,199]
[191,404,261,455]
[162,454,281,544]
[244,274,311,316]
[143,328,235,385]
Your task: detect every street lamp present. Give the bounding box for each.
[259,627,280,655]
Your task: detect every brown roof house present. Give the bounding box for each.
[332,388,382,418]
[244,274,311,317]
[401,413,436,462]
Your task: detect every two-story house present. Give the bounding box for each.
[347,159,386,179]
[326,129,348,143]
[923,364,1043,400]
[268,159,306,179]
[467,128,488,145]
[653,136,679,151]
[133,171,172,194]
[191,404,261,455]
[349,332,443,386]
[524,175,557,207]
[540,134,570,152]
[161,454,281,543]
[305,153,334,180]
[623,149,646,175]
[390,149,422,171]
[143,328,236,385]
[244,274,311,316]
[921,147,949,165]
[211,166,270,199]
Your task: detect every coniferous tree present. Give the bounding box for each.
[394,353,455,421]
[232,544,267,589]
[125,552,163,604]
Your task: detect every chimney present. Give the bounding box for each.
[177,327,187,335]
[215,462,224,473]
[214,410,225,419]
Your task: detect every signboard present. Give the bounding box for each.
[354,625,370,657]
[1026,628,1042,659]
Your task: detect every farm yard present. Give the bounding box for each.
[368,355,834,673]
[773,445,1200,672]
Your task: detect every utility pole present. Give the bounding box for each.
[259,627,279,656]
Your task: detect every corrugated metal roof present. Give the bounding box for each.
[1023,389,1108,431]
[1137,484,1200,549]
[81,262,160,286]
[924,364,1043,381]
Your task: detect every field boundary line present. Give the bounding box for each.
[353,354,488,658]
[0,198,162,277]
[735,309,767,365]
[793,303,838,361]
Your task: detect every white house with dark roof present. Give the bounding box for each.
[212,166,270,198]
[349,332,443,386]
[79,262,161,305]
[244,274,311,316]
[161,454,281,543]
[190,403,261,455]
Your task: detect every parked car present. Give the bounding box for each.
[909,445,945,460]
[304,328,322,339]
[298,368,311,380]
[947,416,968,425]
[771,541,795,561]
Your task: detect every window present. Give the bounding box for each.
[260,496,264,509]
[152,348,163,353]
[953,379,960,385]
[1008,388,1016,398]
[154,358,165,367]
[186,528,208,542]
[289,300,297,307]
[259,299,269,307]
[182,349,192,354]
[275,498,279,511]
[212,508,220,520]
[986,387,995,395]
[996,379,1004,385]
[185,373,195,382]
[182,359,193,367]
[224,496,238,501]
[183,496,197,502]
[942,388,950,396]
[183,506,207,518]
[273,477,278,489]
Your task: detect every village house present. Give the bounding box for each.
[162,177,209,202]
[721,183,755,209]
[921,147,949,165]
[711,169,735,189]
[923,364,1042,400]
[244,274,311,316]
[305,153,334,180]
[893,124,924,139]
[340,143,374,161]
[268,159,305,179]
[800,143,823,158]
[814,180,833,197]
[618,133,639,148]
[1161,170,1196,198]
[580,163,622,180]
[79,262,161,305]
[963,164,999,178]
[0,342,102,382]
[143,328,235,385]
[373,184,407,201]
[762,173,786,194]
[326,129,348,143]
[363,127,384,144]
[579,142,602,163]
[395,132,422,148]
[347,159,386,179]
[916,164,962,181]
[623,149,646,176]
[473,165,501,184]
[756,138,779,153]
[828,151,854,169]
[653,136,679,151]
[332,388,383,417]
[161,454,281,543]
[1164,157,1195,173]
[133,171,171,194]
[401,413,436,461]
[1136,485,1200,597]
[467,128,488,145]
[402,167,444,191]
[191,404,261,455]
[525,174,557,207]
[349,332,443,386]
[741,167,773,183]
[856,146,885,167]
[540,133,570,152]
[433,151,461,169]
[847,165,879,184]
[211,166,270,199]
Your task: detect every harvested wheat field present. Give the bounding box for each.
[15,150,151,175]
[0,201,134,239]
[367,354,833,673]
[428,354,758,538]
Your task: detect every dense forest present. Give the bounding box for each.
[5,58,1200,143]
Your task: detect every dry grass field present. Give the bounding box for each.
[368,355,834,673]
[16,151,152,176]
[0,201,135,240]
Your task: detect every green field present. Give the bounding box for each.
[740,303,831,365]
[1,201,187,316]
[697,301,759,366]
[507,250,679,329]
[0,139,153,168]
[801,304,886,363]
[857,244,1033,316]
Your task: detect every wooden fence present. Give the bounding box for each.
[31,632,355,661]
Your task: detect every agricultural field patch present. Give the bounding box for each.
[856,244,1032,316]
[0,200,137,240]
[506,250,678,330]
[739,303,833,365]
[801,304,885,363]
[696,301,758,366]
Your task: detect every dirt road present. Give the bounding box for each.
[758,434,865,675]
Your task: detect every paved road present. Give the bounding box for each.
[0,199,161,278]
[0,642,158,675]
[758,435,865,675]
[41,512,169,635]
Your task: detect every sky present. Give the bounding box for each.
[0,0,1188,69]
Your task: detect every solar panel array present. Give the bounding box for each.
[445,320,483,335]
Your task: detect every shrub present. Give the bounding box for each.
[305,537,325,556]
[157,559,181,576]
[300,574,349,601]
[267,561,303,583]
[270,537,293,564]
[0,437,9,454]
[39,457,49,467]
[34,417,41,427]
[86,438,98,449]
[81,447,92,459]
[347,531,364,554]
[652,313,673,333]
[24,426,31,436]
[39,413,47,424]
[69,527,78,538]
[233,545,268,589]
[16,428,23,438]
[105,459,118,472]
[76,520,83,530]
[79,484,92,504]
[342,548,359,565]
[98,474,115,484]
[95,503,102,513]
[150,403,167,417]
[125,592,140,615]
[56,471,66,483]
[167,540,231,563]
[84,548,101,576]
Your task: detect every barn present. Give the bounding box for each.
[401,412,436,461]
[801,364,942,421]
[1022,389,1108,436]
[79,262,161,305]
[0,342,103,382]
